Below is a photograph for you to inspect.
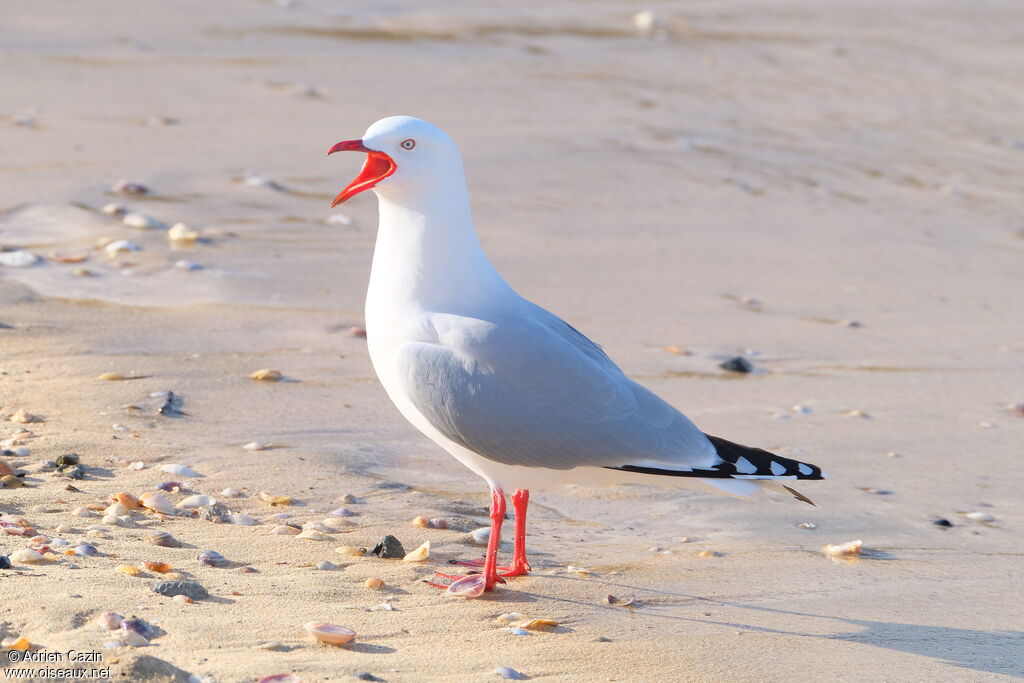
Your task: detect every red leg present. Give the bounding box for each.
[445,487,506,597]
[505,488,531,577]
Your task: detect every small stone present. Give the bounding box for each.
[63,465,86,480]
[796,522,817,530]
[469,528,490,545]
[112,180,150,196]
[364,577,384,590]
[243,441,267,451]
[105,239,142,255]
[371,535,405,559]
[340,493,360,504]
[315,560,337,570]
[229,513,257,526]
[933,518,953,528]
[1,474,25,488]
[100,203,126,216]
[719,357,753,373]
[356,674,383,682]
[0,556,11,569]
[55,453,80,467]
[122,212,163,230]
[964,511,995,523]
[152,580,209,600]
[10,409,43,424]
[199,503,231,523]
[250,368,282,382]
[174,260,202,271]
[697,550,717,559]
[167,223,200,243]
[494,667,526,680]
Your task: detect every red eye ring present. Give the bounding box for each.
[401,139,416,150]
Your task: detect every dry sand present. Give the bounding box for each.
[2,1,1023,681]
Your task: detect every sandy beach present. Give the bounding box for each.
[2,1,1023,681]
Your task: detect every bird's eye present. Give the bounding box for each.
[400,139,416,150]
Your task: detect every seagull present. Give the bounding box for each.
[328,116,826,598]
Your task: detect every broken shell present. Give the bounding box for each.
[260,492,292,506]
[11,548,45,563]
[116,564,141,576]
[296,529,328,541]
[160,463,201,477]
[178,494,216,509]
[198,549,230,567]
[55,523,75,533]
[335,545,365,557]
[364,577,384,590]
[105,239,141,255]
[147,530,180,547]
[168,222,200,243]
[315,560,337,570]
[122,212,163,230]
[144,561,173,573]
[270,525,300,536]
[0,462,15,476]
[139,492,175,515]
[822,539,863,558]
[96,612,124,630]
[304,621,356,646]
[496,614,559,630]
[101,513,121,525]
[402,540,430,562]
[250,368,282,381]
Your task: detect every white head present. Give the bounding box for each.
[327,116,465,207]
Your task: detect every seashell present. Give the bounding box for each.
[198,550,230,567]
[148,530,180,547]
[330,508,355,517]
[964,511,995,523]
[105,502,130,517]
[160,463,201,477]
[797,522,818,530]
[86,530,106,539]
[320,517,353,530]
[260,492,292,506]
[122,212,164,230]
[250,368,282,382]
[95,612,124,630]
[172,594,193,604]
[164,571,184,580]
[270,525,300,535]
[296,529,328,541]
[257,642,288,651]
[174,259,202,271]
[47,251,88,263]
[71,507,96,518]
[115,629,149,647]
[496,613,559,630]
[428,518,448,529]
[156,481,181,492]
[469,528,490,545]
[242,442,267,451]
[97,372,127,380]
[105,239,142,255]
[271,513,290,520]
[75,543,100,556]
[144,561,173,573]
[0,250,41,268]
[121,617,159,640]
[229,513,257,526]
[364,577,384,590]
[258,675,302,683]
[446,574,486,598]
[566,565,591,575]
[177,494,216,509]
[822,539,863,559]
[222,488,243,497]
[112,179,150,196]
[236,566,257,574]
[101,513,121,525]
[1,475,25,488]
[116,564,140,576]
[304,621,356,646]
[129,461,145,470]
[302,521,331,532]
[168,222,199,243]
[402,540,430,562]
[62,465,85,480]
[340,493,360,504]
[315,560,336,570]
[334,545,365,557]
[325,213,354,226]
[1,635,30,651]
[114,492,140,508]
[494,667,526,680]
[412,516,429,528]
[100,202,126,216]
[0,462,16,477]
[697,550,717,559]
[49,539,69,547]
[790,404,812,415]
[10,409,43,424]
[11,549,45,563]
[139,492,175,515]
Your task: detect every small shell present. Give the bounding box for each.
[321,517,354,530]
[222,488,243,497]
[446,574,486,598]
[75,543,100,557]
[10,409,43,424]
[250,368,282,382]
[428,518,448,529]
[105,502,130,517]
[412,516,429,528]
[122,212,163,230]
[199,549,230,567]
[178,494,216,509]
[697,550,717,559]
[296,529,328,542]
[330,508,355,517]
[97,372,127,380]
[156,481,182,492]
[304,621,356,646]
[0,251,41,268]
[260,492,292,506]
[229,513,257,526]
[402,540,430,562]
[315,560,337,570]
[1,475,25,488]
[822,539,863,558]
[11,548,45,564]
[95,612,124,630]
[114,492,140,508]
[112,179,150,196]
[963,511,995,523]
[242,442,267,451]
[139,492,175,515]
[173,594,193,604]
[496,613,559,630]
[1,636,31,651]
[271,525,300,536]
[116,564,141,576]
[101,513,121,525]
[71,506,96,518]
[0,462,15,477]
[148,530,180,548]
[116,629,149,647]
[469,528,490,545]
[100,202,126,216]
[105,239,142,255]
[364,577,384,590]
[144,561,173,573]
[160,463,201,478]
[168,222,200,243]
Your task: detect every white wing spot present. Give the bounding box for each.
[770,460,787,476]
[734,457,758,474]
[798,463,813,476]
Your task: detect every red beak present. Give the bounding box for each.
[327,139,397,206]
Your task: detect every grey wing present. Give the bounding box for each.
[395,316,719,471]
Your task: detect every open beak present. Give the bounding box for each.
[327,139,397,207]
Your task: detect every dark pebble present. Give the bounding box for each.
[152,580,209,600]
[356,674,384,682]
[55,453,80,468]
[63,465,86,480]
[199,503,230,523]
[371,535,406,559]
[0,556,11,570]
[933,518,954,528]
[720,357,753,373]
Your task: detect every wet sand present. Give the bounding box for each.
[2,1,1023,681]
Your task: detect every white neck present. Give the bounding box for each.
[367,182,510,314]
